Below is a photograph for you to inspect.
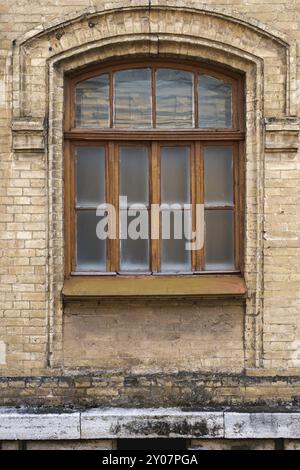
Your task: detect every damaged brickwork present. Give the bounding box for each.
[1,372,300,409]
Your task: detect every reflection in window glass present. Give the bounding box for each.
[76,211,106,271]
[198,75,232,128]
[114,69,152,127]
[204,210,234,270]
[204,147,233,206]
[120,147,149,205]
[120,213,149,272]
[75,75,109,128]
[160,146,191,272]
[156,69,194,128]
[161,147,190,204]
[75,147,105,207]
[161,210,191,272]
[119,145,150,272]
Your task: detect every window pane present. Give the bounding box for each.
[204,147,233,205]
[204,210,234,270]
[75,75,109,128]
[156,69,194,127]
[120,213,149,271]
[161,147,190,204]
[198,75,232,128]
[120,147,149,205]
[75,147,105,206]
[114,69,152,127]
[76,211,106,271]
[161,210,191,272]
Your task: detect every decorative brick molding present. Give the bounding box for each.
[264,117,300,153]
[11,3,297,119]
[11,118,46,154]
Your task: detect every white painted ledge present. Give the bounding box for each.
[0,408,300,440]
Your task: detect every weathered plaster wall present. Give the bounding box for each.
[63,300,245,372]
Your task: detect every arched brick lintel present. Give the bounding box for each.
[11,3,296,118]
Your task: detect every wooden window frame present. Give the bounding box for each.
[64,59,245,294]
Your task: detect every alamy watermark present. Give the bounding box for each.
[95,196,204,251]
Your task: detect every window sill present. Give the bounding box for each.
[62,275,246,300]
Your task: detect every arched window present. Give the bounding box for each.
[64,60,244,276]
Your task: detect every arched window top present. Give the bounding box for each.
[70,61,242,131]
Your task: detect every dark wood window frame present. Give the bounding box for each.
[63,59,246,298]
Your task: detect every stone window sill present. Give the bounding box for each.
[62,275,246,300]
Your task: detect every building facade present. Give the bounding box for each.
[0,0,300,450]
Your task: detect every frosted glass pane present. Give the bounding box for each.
[161,147,190,204]
[156,69,194,127]
[205,210,234,270]
[75,74,109,128]
[114,69,152,127]
[75,147,105,206]
[161,210,191,272]
[76,211,106,271]
[120,214,149,271]
[120,147,149,204]
[204,147,233,205]
[198,75,232,128]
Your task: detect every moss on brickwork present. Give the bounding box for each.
[0,372,300,408]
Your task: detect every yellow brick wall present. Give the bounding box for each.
[0,1,299,407]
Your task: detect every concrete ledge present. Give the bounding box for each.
[225,413,300,439]
[81,409,223,439]
[0,408,300,440]
[0,409,80,440]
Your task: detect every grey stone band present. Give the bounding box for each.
[0,408,300,440]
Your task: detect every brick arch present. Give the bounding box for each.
[10,3,299,370]
[12,3,296,118]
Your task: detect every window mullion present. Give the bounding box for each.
[105,142,111,272]
[152,68,156,129]
[109,72,113,128]
[150,141,160,272]
[107,141,118,272]
[233,142,240,271]
[191,143,196,272]
[195,141,204,271]
[194,72,198,129]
